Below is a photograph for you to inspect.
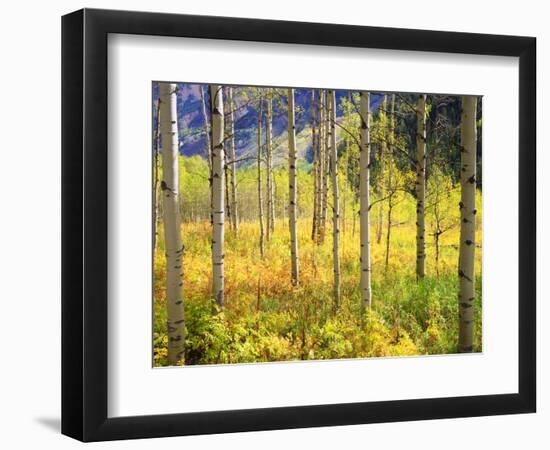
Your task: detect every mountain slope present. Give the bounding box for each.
[153,83,385,165]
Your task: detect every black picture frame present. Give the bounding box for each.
[62,8,536,442]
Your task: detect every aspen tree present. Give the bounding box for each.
[388,94,395,157]
[329,90,341,307]
[153,98,161,253]
[428,167,454,278]
[288,88,299,285]
[416,94,427,279]
[311,89,318,240]
[384,160,394,272]
[210,85,225,307]
[320,90,330,243]
[223,88,232,228]
[360,91,372,315]
[257,94,265,258]
[342,91,352,236]
[377,96,388,244]
[266,88,275,236]
[316,89,325,243]
[159,83,185,363]
[458,95,477,353]
[200,85,212,172]
[224,155,232,228]
[227,87,239,234]
[201,85,214,227]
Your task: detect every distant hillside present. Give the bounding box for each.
[152,83,385,166]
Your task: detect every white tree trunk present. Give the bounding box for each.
[316,89,325,243]
[153,98,161,254]
[321,90,330,243]
[159,83,185,364]
[201,85,214,227]
[210,85,225,307]
[343,91,352,236]
[200,85,212,173]
[360,91,372,316]
[311,89,318,241]
[224,155,231,228]
[458,95,477,353]
[328,90,341,307]
[384,195,393,272]
[266,88,275,236]
[377,96,387,244]
[288,88,299,285]
[384,138,394,272]
[257,95,265,258]
[227,87,239,234]
[416,94,427,279]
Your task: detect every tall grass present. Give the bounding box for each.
[153,192,482,366]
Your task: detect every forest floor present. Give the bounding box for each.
[153,208,482,366]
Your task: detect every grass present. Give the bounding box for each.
[153,195,482,366]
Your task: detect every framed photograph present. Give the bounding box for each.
[62,8,536,442]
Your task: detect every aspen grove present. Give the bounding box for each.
[153,83,482,366]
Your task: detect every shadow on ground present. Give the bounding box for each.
[35,417,61,433]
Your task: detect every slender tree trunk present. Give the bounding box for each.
[210,85,225,308]
[276,181,280,229]
[360,91,372,316]
[223,89,232,230]
[201,85,213,229]
[321,90,330,243]
[384,196,393,272]
[153,98,161,254]
[328,90,341,308]
[311,89,318,240]
[458,95,477,353]
[227,87,239,234]
[416,94,427,279]
[200,85,212,172]
[316,89,325,243]
[384,151,394,273]
[343,91,352,236]
[377,96,388,244]
[224,159,231,228]
[159,83,185,364]
[257,95,265,258]
[388,94,395,158]
[266,88,275,237]
[435,230,440,278]
[288,88,299,285]
[342,171,347,236]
